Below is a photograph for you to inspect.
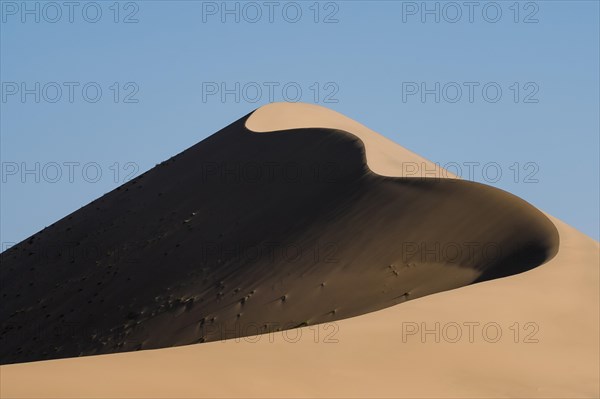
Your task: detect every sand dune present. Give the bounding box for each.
[0,103,597,398]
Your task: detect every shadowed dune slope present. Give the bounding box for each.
[0,106,558,365]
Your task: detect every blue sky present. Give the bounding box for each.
[1,0,599,246]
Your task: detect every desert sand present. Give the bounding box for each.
[0,103,597,398]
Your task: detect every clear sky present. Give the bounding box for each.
[1,0,599,247]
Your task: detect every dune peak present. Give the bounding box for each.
[246,102,457,179]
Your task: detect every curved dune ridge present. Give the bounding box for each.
[0,103,561,367]
[247,102,460,178]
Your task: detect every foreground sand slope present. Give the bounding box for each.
[1,103,598,398]
[1,218,597,398]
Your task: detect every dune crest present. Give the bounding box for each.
[246,102,457,178]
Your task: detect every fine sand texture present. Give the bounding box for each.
[0,103,597,398]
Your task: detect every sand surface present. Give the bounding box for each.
[0,103,597,398]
